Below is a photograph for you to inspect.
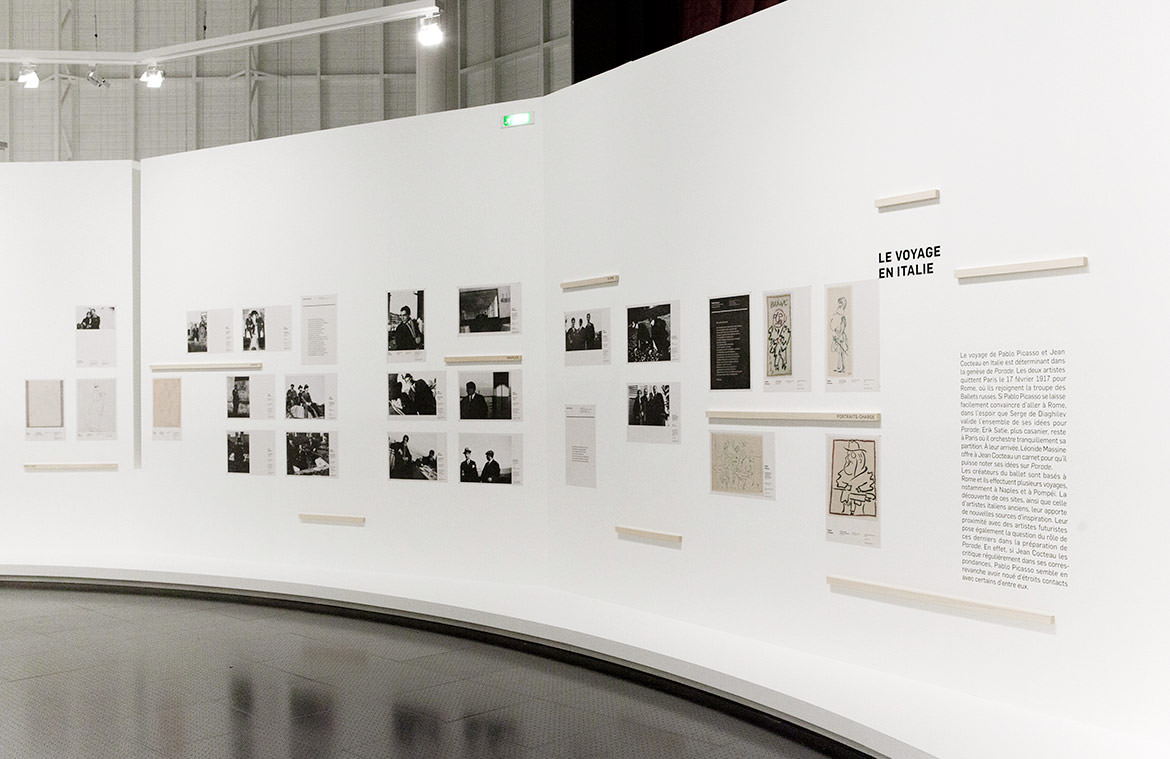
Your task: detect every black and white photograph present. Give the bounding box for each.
[458,433,522,485]
[227,431,250,474]
[76,305,116,367]
[187,308,233,353]
[283,374,337,420]
[458,370,521,421]
[389,371,445,418]
[627,302,679,363]
[459,284,520,334]
[627,383,681,443]
[227,376,250,418]
[387,290,425,359]
[241,307,266,350]
[388,431,446,481]
[564,308,611,365]
[76,305,115,331]
[286,431,335,476]
[187,310,207,352]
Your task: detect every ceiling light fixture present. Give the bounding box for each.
[86,66,108,87]
[139,64,164,88]
[417,12,443,46]
[17,64,39,88]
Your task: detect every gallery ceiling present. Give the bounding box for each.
[0,0,571,162]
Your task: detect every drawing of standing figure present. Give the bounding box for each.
[766,294,792,376]
[831,440,876,516]
[829,295,850,375]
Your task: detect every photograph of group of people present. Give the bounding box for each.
[458,433,517,484]
[286,432,331,476]
[187,311,208,353]
[76,305,114,330]
[564,308,610,366]
[458,284,516,333]
[389,372,441,417]
[285,374,334,419]
[388,432,443,481]
[627,303,675,362]
[227,431,250,473]
[387,290,425,353]
[627,384,672,426]
[458,371,517,420]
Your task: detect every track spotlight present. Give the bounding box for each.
[139,64,164,88]
[17,64,39,89]
[417,12,443,47]
[86,66,109,88]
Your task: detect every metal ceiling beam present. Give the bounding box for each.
[0,2,438,66]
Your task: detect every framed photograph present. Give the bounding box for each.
[389,431,446,481]
[459,284,520,334]
[389,371,445,418]
[627,302,679,362]
[388,290,425,360]
[458,370,521,421]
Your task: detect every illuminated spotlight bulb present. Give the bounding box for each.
[139,64,164,88]
[417,15,443,46]
[17,65,39,89]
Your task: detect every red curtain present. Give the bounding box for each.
[678,0,785,41]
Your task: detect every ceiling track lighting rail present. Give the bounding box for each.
[1,1,439,88]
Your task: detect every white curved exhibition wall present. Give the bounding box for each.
[3,2,1169,757]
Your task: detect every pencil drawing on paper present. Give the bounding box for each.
[766,293,792,377]
[827,285,852,376]
[153,378,182,429]
[828,438,877,517]
[711,431,764,495]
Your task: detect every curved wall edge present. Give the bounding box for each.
[2,563,1156,759]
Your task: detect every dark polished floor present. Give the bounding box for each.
[0,587,836,759]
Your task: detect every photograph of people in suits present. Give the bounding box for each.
[388,432,441,481]
[389,372,439,416]
[458,371,514,420]
[387,290,424,351]
[627,384,671,426]
[285,374,331,419]
[227,432,250,474]
[458,435,515,484]
[286,432,330,476]
[565,311,604,351]
[627,303,673,362]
